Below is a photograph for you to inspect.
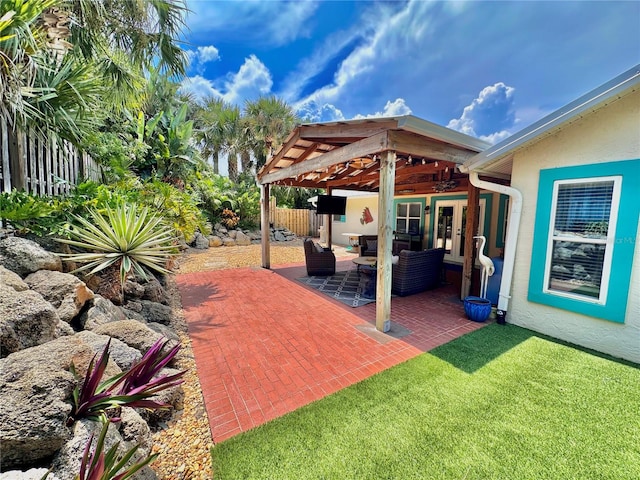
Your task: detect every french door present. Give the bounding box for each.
[433,199,486,263]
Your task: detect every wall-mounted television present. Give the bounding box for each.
[316,195,347,215]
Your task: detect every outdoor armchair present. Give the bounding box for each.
[303,238,336,276]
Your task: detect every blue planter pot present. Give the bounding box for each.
[464,296,492,322]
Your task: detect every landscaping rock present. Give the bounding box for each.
[124,279,146,299]
[208,235,223,247]
[0,285,59,357]
[0,335,103,470]
[137,367,184,426]
[147,322,180,343]
[75,331,142,370]
[24,270,94,324]
[142,278,168,305]
[92,319,169,354]
[138,300,173,325]
[235,231,251,246]
[80,295,126,330]
[192,232,209,250]
[0,468,61,480]
[222,237,236,247]
[0,265,28,291]
[0,237,62,277]
[51,418,156,480]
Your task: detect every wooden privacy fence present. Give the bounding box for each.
[269,197,321,237]
[1,118,100,196]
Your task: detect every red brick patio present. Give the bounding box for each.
[176,258,488,443]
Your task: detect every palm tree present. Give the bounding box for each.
[1,0,189,142]
[220,105,244,182]
[244,96,299,170]
[193,97,228,174]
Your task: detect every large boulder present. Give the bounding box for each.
[141,277,168,305]
[50,416,156,480]
[208,235,223,247]
[0,469,61,480]
[0,237,62,277]
[24,270,94,324]
[80,295,126,330]
[0,336,97,470]
[0,265,28,291]
[74,331,142,371]
[92,319,169,354]
[235,231,251,246]
[192,232,209,250]
[0,285,59,357]
[137,300,173,325]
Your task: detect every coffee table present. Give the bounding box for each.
[352,256,376,271]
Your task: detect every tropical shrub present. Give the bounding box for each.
[0,190,58,235]
[69,338,184,424]
[75,418,158,480]
[220,208,239,229]
[58,202,177,291]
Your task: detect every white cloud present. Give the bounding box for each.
[353,98,412,119]
[185,0,318,46]
[197,45,220,63]
[447,83,516,144]
[296,101,345,123]
[221,55,273,105]
[179,75,221,103]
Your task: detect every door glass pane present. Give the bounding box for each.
[436,206,454,252]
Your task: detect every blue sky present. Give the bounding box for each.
[180,0,639,146]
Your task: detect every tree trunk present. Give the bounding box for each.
[241,150,252,175]
[212,151,219,174]
[228,152,238,182]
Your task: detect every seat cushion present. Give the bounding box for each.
[366,240,377,252]
[313,242,324,253]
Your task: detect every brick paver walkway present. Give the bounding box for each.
[177,259,487,443]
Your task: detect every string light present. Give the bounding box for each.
[421,158,426,165]
[434,161,439,167]
[445,166,449,173]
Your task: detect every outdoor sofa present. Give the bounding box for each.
[391,248,445,296]
[303,238,336,276]
[358,235,411,256]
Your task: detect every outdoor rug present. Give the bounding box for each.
[296,269,374,307]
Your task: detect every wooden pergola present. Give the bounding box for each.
[257,115,491,333]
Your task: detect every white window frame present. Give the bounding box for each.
[542,176,621,305]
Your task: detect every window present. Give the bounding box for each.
[543,177,621,303]
[528,159,639,323]
[333,214,345,222]
[396,202,422,234]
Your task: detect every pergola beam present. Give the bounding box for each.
[260,131,390,184]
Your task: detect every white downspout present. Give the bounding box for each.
[463,170,523,322]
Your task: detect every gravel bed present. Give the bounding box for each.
[149,239,353,478]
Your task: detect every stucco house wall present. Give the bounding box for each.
[508,88,640,362]
[330,194,378,245]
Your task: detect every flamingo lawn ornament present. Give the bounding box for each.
[473,235,495,299]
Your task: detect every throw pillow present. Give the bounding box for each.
[314,242,325,253]
[392,255,400,265]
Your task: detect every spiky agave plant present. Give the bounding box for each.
[58,202,177,296]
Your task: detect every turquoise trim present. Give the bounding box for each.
[528,159,640,323]
[496,194,509,248]
[427,193,493,248]
[393,197,426,235]
[332,214,346,223]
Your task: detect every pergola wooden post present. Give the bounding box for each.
[376,150,396,333]
[461,182,480,298]
[326,186,333,249]
[260,183,270,269]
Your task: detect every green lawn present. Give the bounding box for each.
[211,325,640,479]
